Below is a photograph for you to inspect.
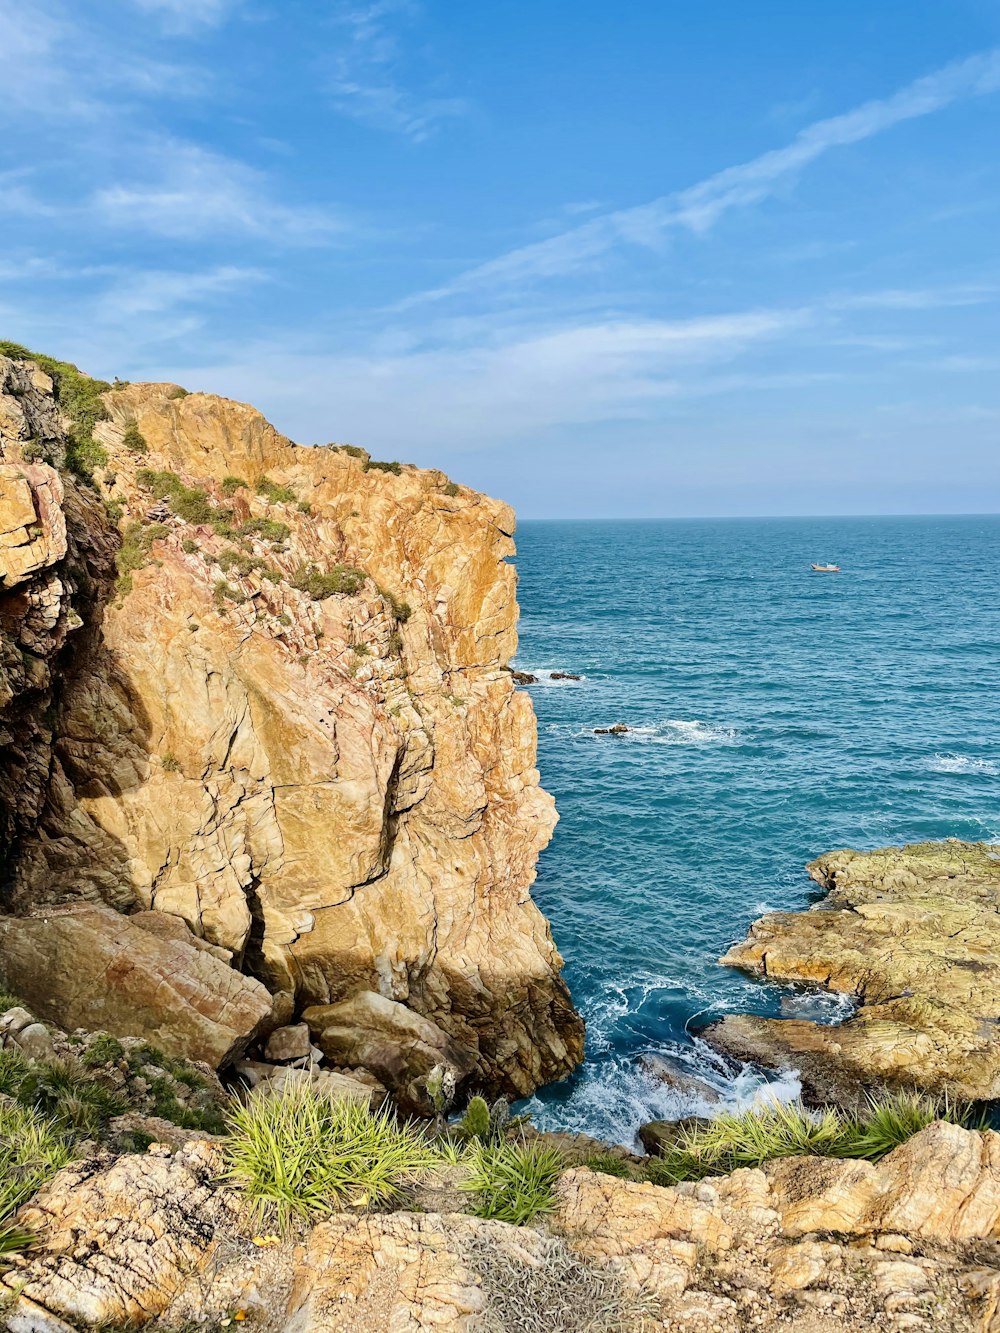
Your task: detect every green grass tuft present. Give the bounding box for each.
[583,1153,633,1179]
[223,1081,436,1231]
[239,516,290,544]
[463,1140,564,1225]
[221,475,247,496]
[645,1092,982,1186]
[363,459,402,475]
[122,423,147,453]
[0,1101,74,1258]
[291,562,367,600]
[256,476,297,503]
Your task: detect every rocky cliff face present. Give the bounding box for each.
[0,350,583,1099]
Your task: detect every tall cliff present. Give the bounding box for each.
[0,348,583,1101]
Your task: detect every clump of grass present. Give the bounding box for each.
[645,1092,980,1186]
[297,500,312,515]
[221,475,247,496]
[239,516,290,543]
[167,385,189,399]
[80,1034,124,1069]
[464,1140,564,1225]
[583,1153,633,1179]
[213,579,246,607]
[223,1081,436,1231]
[122,423,147,453]
[330,443,367,459]
[160,751,180,773]
[10,1056,127,1138]
[291,562,367,600]
[256,476,297,503]
[0,991,21,1013]
[181,537,198,554]
[444,481,459,497]
[363,459,402,475]
[1,1101,74,1259]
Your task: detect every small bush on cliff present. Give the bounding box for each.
[115,521,169,597]
[291,563,366,600]
[223,1081,436,1231]
[363,458,402,475]
[122,423,147,453]
[136,468,234,533]
[256,476,297,503]
[464,1140,564,1225]
[221,475,247,496]
[239,516,290,544]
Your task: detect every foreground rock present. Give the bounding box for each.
[6,1123,1000,1331]
[0,904,270,1068]
[0,349,584,1097]
[705,840,1000,1103]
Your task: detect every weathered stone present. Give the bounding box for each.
[264,1021,312,1062]
[0,904,270,1068]
[13,1021,55,1060]
[304,989,477,1112]
[1,1142,240,1327]
[706,840,1000,1101]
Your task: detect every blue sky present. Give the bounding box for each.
[2,1,999,517]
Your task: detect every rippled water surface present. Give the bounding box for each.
[513,517,1000,1144]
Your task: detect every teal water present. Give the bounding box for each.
[513,516,1000,1146]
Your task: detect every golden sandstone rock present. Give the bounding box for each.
[0,353,583,1093]
[6,1124,1000,1332]
[706,840,1000,1102]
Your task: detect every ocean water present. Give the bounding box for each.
[512,516,1000,1147]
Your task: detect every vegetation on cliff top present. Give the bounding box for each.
[0,340,110,482]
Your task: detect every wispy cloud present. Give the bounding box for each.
[130,0,241,32]
[94,265,263,318]
[90,141,343,242]
[324,1,468,140]
[402,47,1000,304]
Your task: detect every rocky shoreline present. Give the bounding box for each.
[704,840,1000,1107]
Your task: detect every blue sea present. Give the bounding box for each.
[512,516,1000,1147]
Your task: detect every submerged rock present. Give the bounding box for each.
[594,722,629,734]
[550,671,581,680]
[506,667,538,684]
[705,840,1000,1102]
[639,1054,723,1107]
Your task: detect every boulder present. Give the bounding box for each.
[0,904,271,1068]
[264,1022,312,1062]
[594,723,629,734]
[640,1054,723,1106]
[304,990,477,1113]
[638,1115,708,1158]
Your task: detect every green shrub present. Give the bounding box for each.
[223,1081,436,1231]
[256,477,297,503]
[363,459,402,475]
[122,423,146,453]
[221,475,247,496]
[182,537,198,554]
[379,587,412,622]
[331,443,366,459]
[444,481,459,497]
[14,1057,127,1137]
[464,1140,564,1225]
[167,385,189,399]
[161,752,180,773]
[291,563,366,600]
[297,501,312,515]
[136,469,234,531]
[116,520,168,596]
[0,991,21,1013]
[239,517,290,543]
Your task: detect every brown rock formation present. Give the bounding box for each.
[7,1123,1000,1331]
[0,350,583,1094]
[705,840,1000,1102]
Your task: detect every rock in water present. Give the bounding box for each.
[594,723,629,734]
[0,904,270,1068]
[0,351,583,1095]
[705,840,1000,1102]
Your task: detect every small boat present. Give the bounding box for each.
[811,563,841,572]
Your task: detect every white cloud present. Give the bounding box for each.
[130,0,239,31]
[324,1,469,140]
[90,141,343,242]
[402,47,1000,304]
[94,265,263,318]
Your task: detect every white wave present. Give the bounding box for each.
[526,667,588,685]
[927,753,998,775]
[588,719,741,746]
[779,988,856,1023]
[521,1038,801,1150]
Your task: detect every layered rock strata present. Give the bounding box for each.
[706,840,1000,1102]
[6,1122,1000,1331]
[0,351,583,1095]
